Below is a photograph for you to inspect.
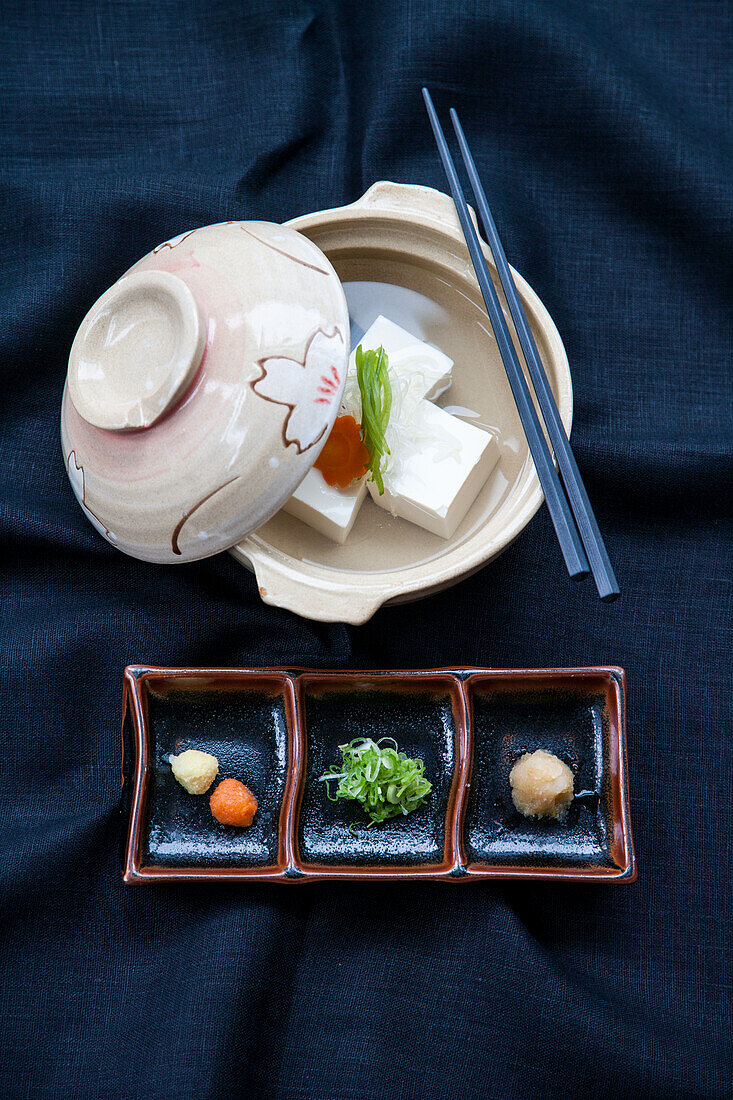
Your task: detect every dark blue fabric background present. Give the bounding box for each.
[1,2,731,1097]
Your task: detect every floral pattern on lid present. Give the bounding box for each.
[252,327,344,454]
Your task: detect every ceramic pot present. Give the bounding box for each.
[231,182,573,622]
[61,182,573,622]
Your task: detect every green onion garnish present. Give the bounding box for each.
[355,344,392,494]
[318,737,432,826]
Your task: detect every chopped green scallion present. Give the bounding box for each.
[355,345,392,494]
[318,737,432,826]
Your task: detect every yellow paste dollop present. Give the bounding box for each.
[169,749,219,795]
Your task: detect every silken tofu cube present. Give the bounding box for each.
[369,403,500,539]
[283,468,367,544]
[352,316,453,401]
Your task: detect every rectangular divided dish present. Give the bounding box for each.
[122,666,635,883]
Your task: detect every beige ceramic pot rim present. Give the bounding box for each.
[231,181,573,624]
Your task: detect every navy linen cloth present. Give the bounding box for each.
[1,2,731,1098]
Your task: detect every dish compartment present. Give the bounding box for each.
[462,672,631,878]
[122,670,298,880]
[122,666,634,883]
[295,674,465,876]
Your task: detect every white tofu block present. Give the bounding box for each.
[369,404,500,539]
[352,315,453,401]
[283,467,367,544]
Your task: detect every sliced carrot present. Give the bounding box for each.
[314,415,369,489]
[209,778,258,827]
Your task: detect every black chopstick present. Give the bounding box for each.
[421,87,590,584]
[449,108,620,602]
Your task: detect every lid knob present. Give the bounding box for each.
[67,270,205,430]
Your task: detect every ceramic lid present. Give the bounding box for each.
[61,221,349,563]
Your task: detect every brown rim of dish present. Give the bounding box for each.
[121,666,636,884]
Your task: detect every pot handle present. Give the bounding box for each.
[244,549,392,625]
[349,180,481,236]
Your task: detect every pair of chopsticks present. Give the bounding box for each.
[422,88,619,601]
